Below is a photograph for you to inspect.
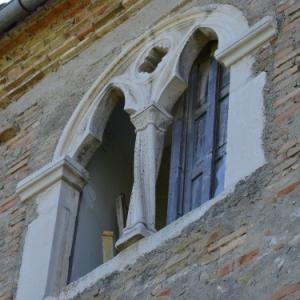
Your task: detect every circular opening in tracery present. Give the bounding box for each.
[138,46,168,74]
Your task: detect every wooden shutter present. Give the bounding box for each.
[167,42,229,224]
[211,65,230,197]
[166,97,186,224]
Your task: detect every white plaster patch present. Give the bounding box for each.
[16,184,61,300]
[229,56,254,93]
[225,72,266,188]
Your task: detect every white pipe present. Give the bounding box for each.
[0,0,47,33]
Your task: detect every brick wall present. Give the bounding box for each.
[0,0,150,110]
[0,0,300,299]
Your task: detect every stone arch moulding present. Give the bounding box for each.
[15,4,277,300]
[53,4,276,161]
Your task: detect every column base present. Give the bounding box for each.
[115,222,156,251]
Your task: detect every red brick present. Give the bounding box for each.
[92,4,108,16]
[275,48,300,68]
[158,289,171,297]
[239,249,259,266]
[0,197,16,214]
[63,3,88,20]
[274,46,294,61]
[38,2,72,28]
[273,65,299,84]
[270,282,300,300]
[275,103,300,123]
[27,22,40,34]
[0,38,18,58]
[76,22,95,41]
[277,179,300,197]
[216,261,235,278]
[275,87,300,108]
[277,0,295,13]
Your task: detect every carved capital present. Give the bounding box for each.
[131,103,173,132]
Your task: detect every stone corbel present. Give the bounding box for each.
[116,104,172,250]
[16,156,88,300]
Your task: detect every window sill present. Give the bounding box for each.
[44,185,236,300]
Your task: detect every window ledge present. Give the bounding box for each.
[44,185,237,300]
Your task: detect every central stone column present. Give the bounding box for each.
[116,104,172,250]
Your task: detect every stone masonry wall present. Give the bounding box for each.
[0,0,300,299]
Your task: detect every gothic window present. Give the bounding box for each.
[156,42,229,227]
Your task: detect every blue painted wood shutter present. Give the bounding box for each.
[167,44,229,224]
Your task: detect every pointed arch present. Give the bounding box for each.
[54,4,273,161]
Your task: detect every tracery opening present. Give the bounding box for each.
[139,46,168,73]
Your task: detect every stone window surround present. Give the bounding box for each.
[14,4,277,300]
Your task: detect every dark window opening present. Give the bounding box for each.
[68,99,135,283]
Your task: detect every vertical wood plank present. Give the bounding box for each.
[102,231,114,263]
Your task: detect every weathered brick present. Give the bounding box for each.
[220,235,247,256]
[287,144,300,157]
[207,226,247,253]
[274,46,294,62]
[275,103,300,123]
[216,261,235,278]
[273,65,298,84]
[63,2,88,20]
[0,197,16,214]
[0,125,18,143]
[238,249,259,266]
[7,157,28,175]
[76,22,95,41]
[274,48,300,68]
[273,156,298,174]
[48,37,79,61]
[59,36,93,64]
[272,243,285,251]
[277,179,300,197]
[270,282,300,300]
[277,0,296,13]
[275,87,300,108]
